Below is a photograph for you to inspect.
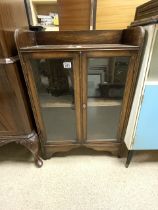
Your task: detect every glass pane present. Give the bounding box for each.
[87,57,130,140]
[30,58,76,141]
[147,30,158,82]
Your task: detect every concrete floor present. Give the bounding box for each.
[0,143,158,210]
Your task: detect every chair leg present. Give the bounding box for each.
[125,150,134,168]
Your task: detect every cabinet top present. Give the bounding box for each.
[20,44,139,52]
[15,27,145,53]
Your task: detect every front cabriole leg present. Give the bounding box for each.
[16,132,43,168]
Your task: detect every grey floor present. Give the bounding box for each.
[0,143,158,210]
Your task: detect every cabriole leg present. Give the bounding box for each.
[17,133,43,168]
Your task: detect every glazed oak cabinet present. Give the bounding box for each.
[124,24,158,167]
[0,0,42,167]
[15,28,144,159]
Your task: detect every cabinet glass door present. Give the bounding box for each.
[28,54,80,143]
[85,56,130,141]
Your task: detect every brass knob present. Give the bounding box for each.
[83,104,86,109]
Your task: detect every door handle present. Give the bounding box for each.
[83,103,86,109]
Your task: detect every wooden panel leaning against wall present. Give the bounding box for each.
[96,0,149,30]
[0,0,43,167]
[58,0,91,30]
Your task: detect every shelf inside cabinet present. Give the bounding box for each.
[29,0,59,30]
[40,95,73,108]
[40,95,122,108]
[88,98,122,107]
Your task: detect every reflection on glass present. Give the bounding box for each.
[30,58,76,141]
[87,57,130,140]
[147,31,158,82]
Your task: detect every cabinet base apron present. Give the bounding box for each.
[43,142,121,159]
[0,131,43,167]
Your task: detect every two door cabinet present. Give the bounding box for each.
[15,28,144,159]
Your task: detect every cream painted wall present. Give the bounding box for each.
[96,0,149,30]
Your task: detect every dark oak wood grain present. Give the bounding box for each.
[135,0,158,21]
[35,30,123,45]
[20,44,140,52]
[131,0,158,27]
[16,28,145,159]
[0,63,32,135]
[122,27,145,46]
[0,0,42,166]
[0,0,29,57]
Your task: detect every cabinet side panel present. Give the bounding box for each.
[124,25,155,149]
[0,0,33,136]
[0,0,28,57]
[0,63,33,135]
[133,85,158,149]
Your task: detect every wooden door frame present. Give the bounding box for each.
[21,51,82,151]
[81,50,138,144]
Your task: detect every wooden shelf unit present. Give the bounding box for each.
[28,0,59,29]
[15,28,145,159]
